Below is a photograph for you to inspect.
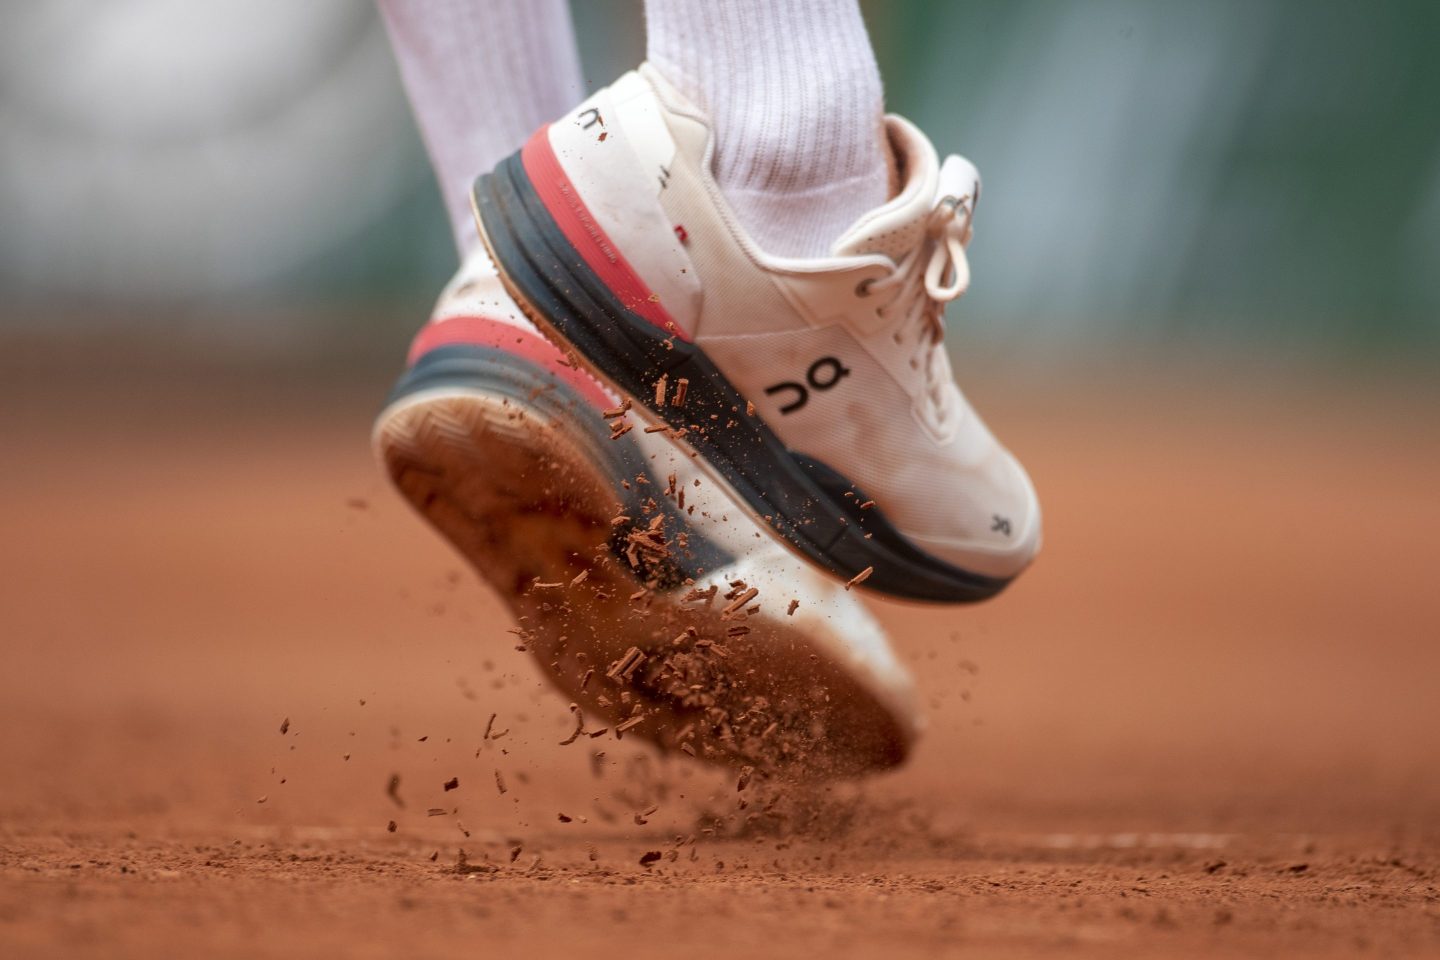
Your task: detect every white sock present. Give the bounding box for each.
[378,0,584,254]
[645,0,890,259]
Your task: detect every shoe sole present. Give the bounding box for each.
[374,346,913,777]
[472,151,1010,604]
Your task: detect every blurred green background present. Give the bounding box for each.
[1,0,1436,365]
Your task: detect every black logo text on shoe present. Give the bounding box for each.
[764,357,851,414]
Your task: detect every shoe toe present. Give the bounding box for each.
[898,443,1042,582]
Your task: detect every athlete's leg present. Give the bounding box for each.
[377,0,584,253]
[644,0,890,258]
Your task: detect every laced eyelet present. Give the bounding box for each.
[855,278,875,298]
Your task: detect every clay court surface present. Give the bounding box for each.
[2,345,1437,958]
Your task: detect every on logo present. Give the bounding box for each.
[764,357,851,415]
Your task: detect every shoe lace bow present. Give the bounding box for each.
[863,173,977,423]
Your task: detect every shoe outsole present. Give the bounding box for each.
[471,151,1011,604]
[374,350,913,777]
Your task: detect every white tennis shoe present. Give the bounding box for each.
[472,65,1040,603]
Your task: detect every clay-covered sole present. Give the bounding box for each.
[374,373,911,777]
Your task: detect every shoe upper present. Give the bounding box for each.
[535,66,1041,580]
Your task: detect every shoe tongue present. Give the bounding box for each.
[831,116,940,262]
[831,120,983,267]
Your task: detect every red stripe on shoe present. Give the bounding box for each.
[520,126,691,342]
[408,315,613,410]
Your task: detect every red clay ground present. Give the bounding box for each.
[1,347,1437,958]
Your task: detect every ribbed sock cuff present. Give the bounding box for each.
[645,0,890,258]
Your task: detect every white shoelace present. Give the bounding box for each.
[863,189,976,423]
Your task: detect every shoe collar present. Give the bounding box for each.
[638,63,977,276]
[832,117,980,268]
